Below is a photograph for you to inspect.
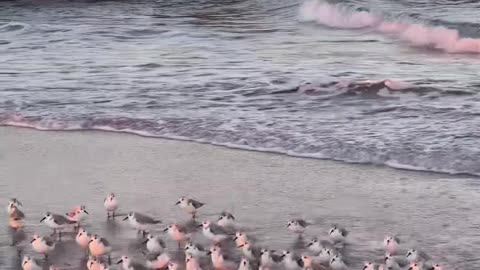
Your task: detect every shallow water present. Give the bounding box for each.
[1,128,480,269]
[0,0,480,176]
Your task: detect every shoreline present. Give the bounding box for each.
[0,125,473,179]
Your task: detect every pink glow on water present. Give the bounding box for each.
[300,0,480,53]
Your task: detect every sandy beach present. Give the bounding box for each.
[0,127,479,269]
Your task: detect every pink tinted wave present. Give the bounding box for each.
[299,0,480,53]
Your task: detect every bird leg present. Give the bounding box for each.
[108,255,111,265]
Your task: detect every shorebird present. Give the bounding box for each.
[123,212,161,235]
[385,253,408,269]
[237,241,261,262]
[301,255,316,270]
[281,251,304,270]
[329,255,347,270]
[164,223,191,247]
[238,258,253,270]
[306,237,332,254]
[104,193,119,219]
[76,228,91,255]
[8,204,25,230]
[287,219,308,234]
[31,234,55,259]
[144,233,166,253]
[200,220,229,243]
[217,211,235,228]
[363,262,386,270]
[328,225,348,243]
[406,249,431,264]
[176,196,205,219]
[383,235,401,255]
[145,252,170,270]
[208,246,237,270]
[260,249,282,268]
[88,234,112,264]
[185,241,208,258]
[22,255,42,270]
[66,205,88,228]
[87,256,101,270]
[233,231,251,247]
[117,255,147,270]
[315,248,334,264]
[168,262,180,270]
[40,212,76,240]
[7,198,23,214]
[186,253,204,270]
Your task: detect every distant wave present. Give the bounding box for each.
[1,114,479,177]
[299,0,480,53]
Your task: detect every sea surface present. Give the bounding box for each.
[0,0,480,174]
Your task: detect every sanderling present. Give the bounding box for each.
[186,253,204,270]
[408,262,434,270]
[40,212,76,240]
[7,198,22,214]
[260,249,282,268]
[406,249,431,264]
[164,223,191,247]
[200,220,230,243]
[432,264,443,270]
[117,255,146,270]
[88,234,112,264]
[104,193,119,219]
[233,232,251,247]
[66,205,88,228]
[306,237,331,254]
[176,196,205,219]
[314,247,334,265]
[145,252,170,270]
[238,258,253,270]
[144,233,166,253]
[76,228,91,255]
[301,255,315,270]
[328,225,348,243]
[22,255,42,270]
[31,234,55,259]
[185,241,208,258]
[385,253,408,269]
[123,212,161,235]
[87,256,101,270]
[208,246,237,270]
[237,241,261,261]
[281,251,304,270]
[217,211,235,228]
[363,262,386,270]
[287,219,308,234]
[8,204,25,230]
[168,262,180,270]
[383,235,401,255]
[329,254,347,270]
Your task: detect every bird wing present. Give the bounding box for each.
[135,212,161,224]
[189,199,204,209]
[44,236,55,246]
[210,224,229,235]
[145,252,162,261]
[100,237,111,247]
[52,214,75,224]
[131,261,148,270]
[340,227,348,236]
[297,219,308,227]
[271,252,283,263]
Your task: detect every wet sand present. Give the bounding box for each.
[0,127,479,269]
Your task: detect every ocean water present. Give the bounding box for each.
[1,0,480,177]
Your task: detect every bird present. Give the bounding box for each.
[8,204,25,230]
[104,192,119,219]
[300,255,316,270]
[168,262,180,270]
[87,256,101,270]
[76,228,91,255]
[306,237,332,254]
[208,246,237,270]
[123,212,161,235]
[144,233,166,253]
[329,254,347,270]
[287,219,308,234]
[200,220,230,243]
[383,235,401,255]
[117,255,148,270]
[31,234,55,259]
[22,255,42,270]
[363,262,386,270]
[185,241,208,258]
[217,211,235,228]
[66,205,89,229]
[88,234,112,264]
[328,225,348,243]
[281,250,304,270]
[176,196,205,219]
[40,212,76,240]
[144,252,171,270]
[237,241,261,262]
[164,223,191,247]
[314,247,334,264]
[233,231,251,247]
[238,258,253,270]
[260,249,282,268]
[385,253,408,269]
[7,198,23,214]
[406,249,431,264]
[186,253,204,270]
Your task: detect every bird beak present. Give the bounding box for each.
[217,216,223,221]
[89,239,93,243]
[280,254,285,258]
[30,239,35,243]
[206,251,211,255]
[122,216,128,221]
[142,239,149,244]
[237,244,244,248]
[40,217,46,222]
[163,228,168,232]
[232,236,237,241]
[306,243,312,247]
[197,224,203,228]
[175,201,180,205]
[84,210,89,214]
[116,259,123,264]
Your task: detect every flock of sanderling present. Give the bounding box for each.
[6,194,444,270]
